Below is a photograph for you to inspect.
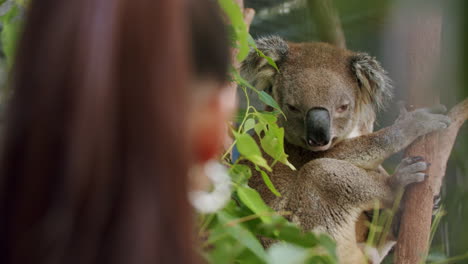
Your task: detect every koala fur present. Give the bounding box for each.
[240,36,450,263]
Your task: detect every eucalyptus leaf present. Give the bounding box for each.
[254,122,267,136]
[243,118,256,133]
[318,234,338,261]
[237,186,273,224]
[258,220,319,248]
[258,169,281,197]
[248,34,280,72]
[233,70,257,91]
[260,125,296,171]
[267,243,313,264]
[217,211,268,262]
[258,91,283,114]
[0,3,21,67]
[0,0,13,16]
[230,164,252,185]
[234,132,271,171]
[217,0,249,62]
[205,224,246,263]
[255,111,277,124]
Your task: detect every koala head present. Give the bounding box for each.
[241,36,392,152]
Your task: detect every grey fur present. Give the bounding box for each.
[351,54,393,111]
[241,37,451,264]
[240,36,288,92]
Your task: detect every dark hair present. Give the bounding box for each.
[0,0,229,263]
[190,0,230,82]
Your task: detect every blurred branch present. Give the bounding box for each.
[431,98,468,194]
[394,6,468,263]
[394,9,441,264]
[396,98,468,264]
[306,0,346,48]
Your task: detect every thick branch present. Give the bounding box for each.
[431,98,468,194]
[396,99,468,264]
[391,5,468,261]
[394,7,444,264]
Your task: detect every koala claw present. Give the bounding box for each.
[394,156,429,187]
[423,104,447,114]
[396,106,452,138]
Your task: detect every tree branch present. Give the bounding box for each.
[393,7,467,262]
[430,99,468,195]
[306,0,346,48]
[396,99,468,264]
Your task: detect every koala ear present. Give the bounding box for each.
[240,36,289,93]
[351,54,393,111]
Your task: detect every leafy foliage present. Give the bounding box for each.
[0,0,24,103]
[196,1,338,263]
[0,0,339,262]
[0,0,23,67]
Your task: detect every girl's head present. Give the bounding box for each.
[0,0,231,263]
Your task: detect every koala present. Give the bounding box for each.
[240,36,450,264]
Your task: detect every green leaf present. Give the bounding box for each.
[254,122,267,136]
[248,34,280,72]
[254,111,277,124]
[217,0,249,62]
[243,118,256,133]
[235,248,265,264]
[0,0,12,15]
[0,3,22,67]
[233,70,257,90]
[318,234,338,261]
[260,131,282,159]
[234,71,286,121]
[237,186,273,224]
[234,132,271,171]
[258,219,319,248]
[247,33,257,47]
[258,91,282,113]
[260,125,296,171]
[257,49,280,72]
[14,0,27,7]
[229,164,252,185]
[204,225,246,263]
[267,243,313,264]
[258,169,281,197]
[217,211,268,262]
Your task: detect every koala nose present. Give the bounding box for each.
[305,107,331,147]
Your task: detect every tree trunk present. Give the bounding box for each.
[393,10,442,263]
[394,7,468,264]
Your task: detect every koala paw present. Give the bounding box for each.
[393,156,429,187]
[396,104,451,138]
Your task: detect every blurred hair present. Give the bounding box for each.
[0,0,229,263]
[190,0,230,82]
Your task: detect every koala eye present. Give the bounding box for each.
[286,104,300,113]
[336,104,349,113]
